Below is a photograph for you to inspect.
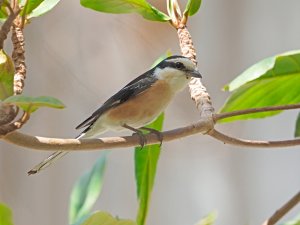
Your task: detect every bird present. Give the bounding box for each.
[28,55,201,175]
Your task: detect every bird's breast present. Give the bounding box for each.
[104,80,173,128]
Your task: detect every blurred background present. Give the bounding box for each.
[1,0,300,224]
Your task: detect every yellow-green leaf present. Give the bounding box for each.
[134,53,170,225]
[80,0,170,22]
[3,95,65,113]
[281,215,300,225]
[184,0,202,16]
[21,0,44,15]
[81,211,137,225]
[69,153,107,225]
[0,6,8,22]
[0,203,14,225]
[220,50,300,122]
[0,50,14,100]
[135,113,164,225]
[195,211,217,225]
[21,0,61,19]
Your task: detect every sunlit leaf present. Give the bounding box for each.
[3,95,65,113]
[0,203,14,225]
[184,0,202,16]
[135,113,164,225]
[21,0,44,15]
[80,0,170,22]
[26,0,61,18]
[281,215,300,225]
[220,50,300,122]
[0,50,14,100]
[0,7,8,22]
[195,211,217,225]
[295,112,300,138]
[69,153,107,225]
[81,211,137,225]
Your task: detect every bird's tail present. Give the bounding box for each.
[28,125,107,175]
[27,132,86,175]
[27,151,69,175]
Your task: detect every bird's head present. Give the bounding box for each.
[153,55,201,92]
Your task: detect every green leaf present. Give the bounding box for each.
[281,215,300,225]
[0,50,14,100]
[0,203,14,225]
[3,95,65,113]
[81,211,137,225]
[195,211,217,225]
[0,6,8,22]
[134,53,170,225]
[21,0,44,16]
[80,0,170,22]
[69,153,107,225]
[26,0,61,18]
[220,50,300,122]
[184,0,202,16]
[135,113,164,225]
[295,112,300,138]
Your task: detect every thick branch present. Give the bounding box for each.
[208,129,300,148]
[2,119,214,151]
[177,25,214,119]
[262,191,300,225]
[3,117,300,151]
[12,18,26,95]
[215,103,300,121]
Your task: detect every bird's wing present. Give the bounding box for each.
[76,71,157,130]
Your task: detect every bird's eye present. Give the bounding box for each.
[175,62,184,69]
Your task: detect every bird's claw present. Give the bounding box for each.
[132,131,147,149]
[140,127,163,147]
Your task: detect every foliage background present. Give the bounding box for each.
[0,0,300,224]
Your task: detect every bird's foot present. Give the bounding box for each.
[140,127,163,147]
[123,124,147,148]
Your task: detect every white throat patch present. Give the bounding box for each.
[153,67,190,92]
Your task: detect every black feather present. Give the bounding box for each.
[75,69,157,130]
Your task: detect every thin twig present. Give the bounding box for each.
[215,103,300,121]
[262,191,300,225]
[208,129,300,148]
[0,3,20,49]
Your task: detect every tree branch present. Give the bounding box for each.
[2,116,300,151]
[0,3,20,49]
[2,118,214,151]
[208,129,300,148]
[0,110,30,136]
[262,191,300,225]
[215,103,300,121]
[12,21,26,95]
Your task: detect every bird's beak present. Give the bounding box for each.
[188,70,202,78]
